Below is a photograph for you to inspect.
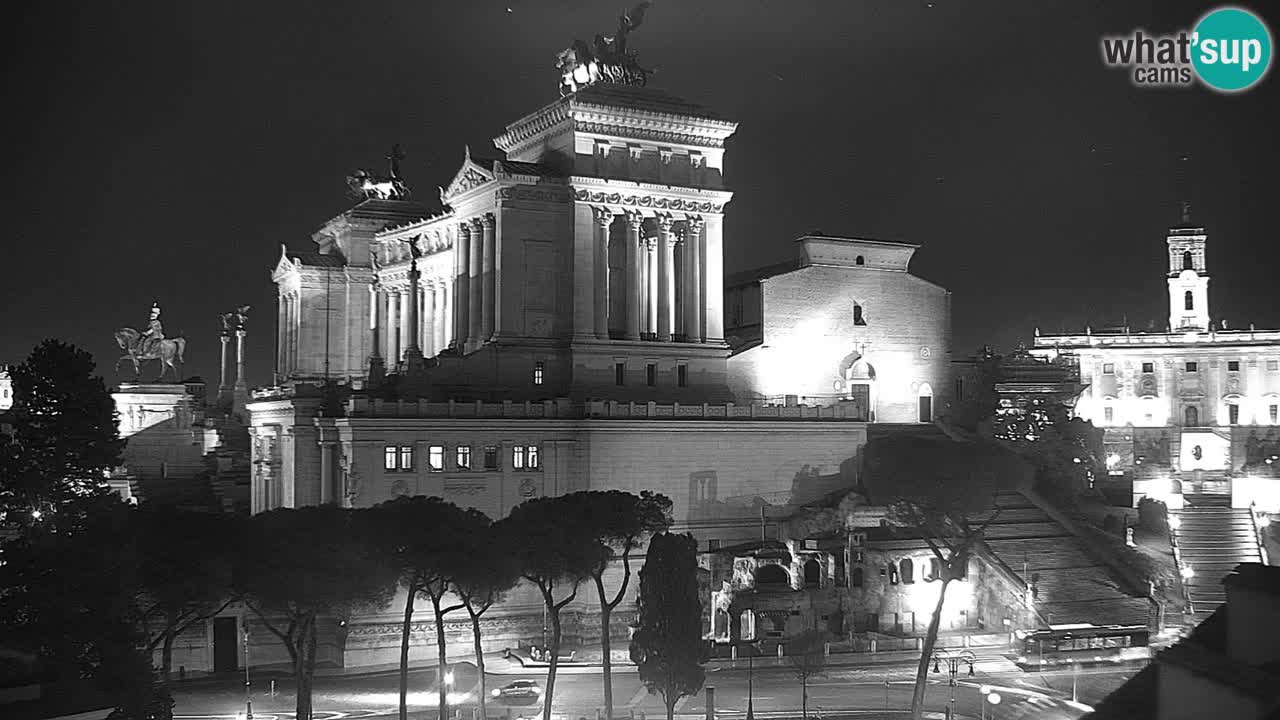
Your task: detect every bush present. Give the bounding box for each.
[1137,498,1168,532]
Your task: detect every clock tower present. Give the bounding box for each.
[1166,204,1209,332]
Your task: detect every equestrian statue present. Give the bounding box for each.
[115,302,187,381]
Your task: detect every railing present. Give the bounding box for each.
[346,397,572,418]
[584,399,869,420]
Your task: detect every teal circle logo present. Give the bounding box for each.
[1192,6,1272,92]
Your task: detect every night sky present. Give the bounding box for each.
[6,1,1278,391]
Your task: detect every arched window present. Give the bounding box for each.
[855,255,865,266]
[1183,251,1194,271]
[1185,405,1199,427]
[853,304,866,326]
[851,566,864,588]
[900,558,915,584]
[803,558,821,587]
[928,557,942,581]
[756,564,789,587]
[1185,291,1194,311]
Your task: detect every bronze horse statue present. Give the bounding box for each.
[114,328,186,381]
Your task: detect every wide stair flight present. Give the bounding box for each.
[1172,492,1263,625]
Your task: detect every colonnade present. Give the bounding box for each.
[370,277,455,362]
[592,209,708,342]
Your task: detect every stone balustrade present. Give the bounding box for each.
[338,396,870,421]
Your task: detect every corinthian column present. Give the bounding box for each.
[453,223,470,349]
[684,217,704,343]
[646,238,658,337]
[399,288,412,360]
[625,212,643,341]
[481,213,496,341]
[593,207,613,339]
[386,290,399,361]
[657,214,676,342]
[468,218,483,347]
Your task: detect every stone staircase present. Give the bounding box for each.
[1172,493,1263,625]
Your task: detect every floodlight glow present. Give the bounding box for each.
[1106,453,1121,469]
[1168,515,1181,530]
[443,670,455,685]
[1258,514,1271,528]
[987,692,1001,705]
[1180,565,1195,580]
[31,509,41,519]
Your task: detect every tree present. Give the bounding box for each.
[135,507,237,679]
[786,630,827,720]
[629,532,707,720]
[860,433,1028,720]
[452,513,521,720]
[500,495,609,720]
[576,490,673,720]
[0,340,123,529]
[370,496,486,720]
[235,506,398,720]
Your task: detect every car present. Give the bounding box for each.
[492,679,543,701]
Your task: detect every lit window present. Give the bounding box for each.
[428,445,445,472]
[615,362,625,386]
[1103,363,1115,375]
[1228,360,1240,372]
[384,446,397,471]
[456,445,472,470]
[1185,362,1198,372]
[513,446,525,469]
[527,445,539,469]
[533,361,545,385]
[398,446,414,471]
[483,446,499,470]
[1142,362,1154,373]
[1104,407,1114,423]
[513,445,541,470]
[678,364,688,388]
[646,363,656,387]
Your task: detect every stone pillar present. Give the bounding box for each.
[468,218,483,347]
[593,207,613,339]
[703,215,725,342]
[435,283,447,353]
[387,290,400,362]
[405,261,421,355]
[646,238,658,337]
[319,440,335,505]
[276,295,286,380]
[398,288,412,360]
[685,217,705,342]
[422,281,434,357]
[234,329,247,393]
[455,223,471,349]
[219,333,230,393]
[481,213,496,341]
[443,280,453,350]
[625,212,643,341]
[657,215,676,342]
[368,285,382,360]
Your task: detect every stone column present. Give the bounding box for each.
[287,293,297,373]
[468,218,484,347]
[646,238,659,337]
[443,280,453,349]
[435,283,446,352]
[593,207,613,339]
[481,213,496,341]
[405,261,421,355]
[454,223,470,349]
[276,295,286,380]
[398,288,412,360]
[625,212,643,341]
[319,440,335,505]
[684,217,704,343]
[234,329,247,392]
[422,280,434,357]
[368,285,381,359]
[657,215,676,342]
[219,333,230,393]
[703,214,725,342]
[386,290,399,362]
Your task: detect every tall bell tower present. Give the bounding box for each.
[1167,203,1209,332]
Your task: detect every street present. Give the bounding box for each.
[168,654,1140,720]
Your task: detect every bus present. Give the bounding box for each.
[1012,623,1151,669]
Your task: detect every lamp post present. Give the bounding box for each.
[240,625,253,720]
[931,650,976,720]
[978,686,1001,720]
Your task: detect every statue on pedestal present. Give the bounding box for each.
[557,2,654,95]
[347,144,411,200]
[114,302,187,382]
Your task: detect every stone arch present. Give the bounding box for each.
[803,558,821,587]
[855,255,865,266]
[1185,290,1194,311]
[1183,251,1194,271]
[1185,405,1199,427]
[739,609,757,641]
[756,563,789,587]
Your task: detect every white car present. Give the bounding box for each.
[492,679,543,701]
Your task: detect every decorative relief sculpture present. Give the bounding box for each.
[573,189,723,213]
[114,302,187,382]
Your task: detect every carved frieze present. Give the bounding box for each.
[574,121,726,149]
[496,186,571,204]
[573,189,723,214]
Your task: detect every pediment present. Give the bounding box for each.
[271,244,299,281]
[441,146,495,203]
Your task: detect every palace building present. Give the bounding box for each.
[236,45,955,671]
[1032,215,1280,511]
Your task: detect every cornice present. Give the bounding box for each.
[570,178,732,216]
[494,102,573,153]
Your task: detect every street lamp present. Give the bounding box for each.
[931,650,976,720]
[980,687,1001,719]
[238,625,253,720]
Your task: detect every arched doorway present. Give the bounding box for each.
[739,610,756,641]
[756,563,789,588]
[803,558,821,587]
[845,357,877,421]
[917,382,934,423]
[1185,405,1199,427]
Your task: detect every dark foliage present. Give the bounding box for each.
[630,532,707,720]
